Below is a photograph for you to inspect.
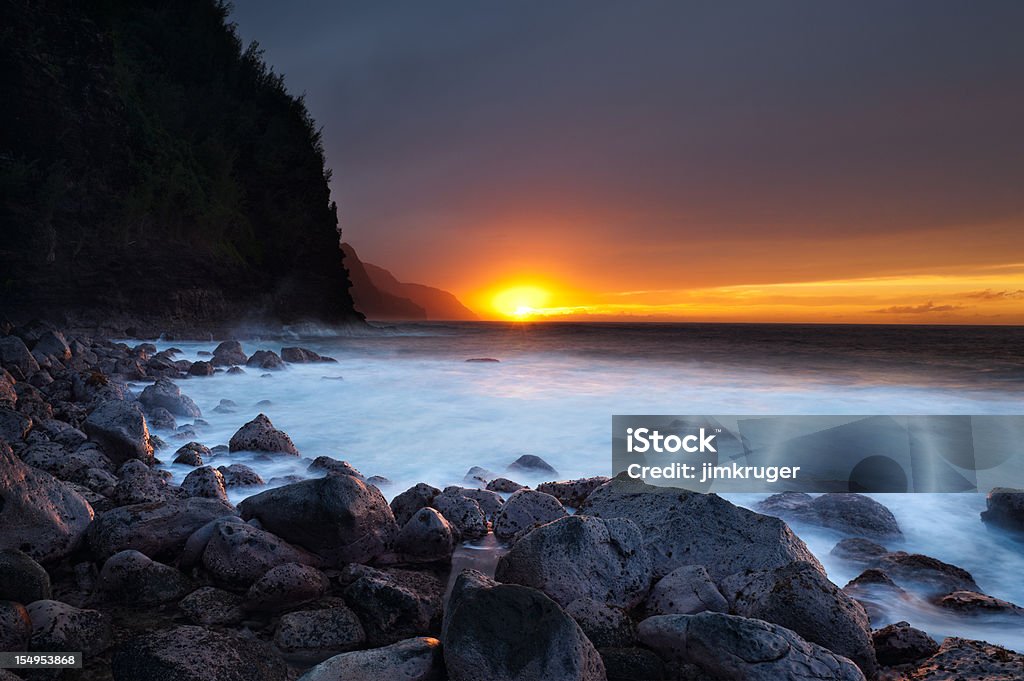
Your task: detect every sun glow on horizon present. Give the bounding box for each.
[490,285,551,320]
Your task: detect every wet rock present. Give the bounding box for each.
[112,459,175,505]
[830,538,889,563]
[226,366,245,375]
[172,441,210,466]
[496,515,652,609]
[0,549,52,603]
[228,413,299,455]
[0,601,31,651]
[211,340,248,367]
[442,569,498,641]
[366,475,391,489]
[308,455,363,478]
[26,600,111,657]
[443,582,605,681]
[88,497,236,562]
[396,507,456,563]
[0,442,94,563]
[873,552,979,598]
[0,336,40,378]
[486,477,526,493]
[646,565,728,616]
[201,520,321,587]
[565,597,636,648]
[83,399,154,465]
[34,331,72,362]
[217,463,264,487]
[188,360,214,376]
[274,606,366,662]
[0,407,32,442]
[182,466,228,501]
[97,550,191,604]
[147,406,177,430]
[297,637,443,681]
[139,378,202,418]
[871,621,939,667]
[178,587,245,626]
[246,563,327,611]
[904,636,1024,680]
[579,477,822,580]
[430,492,487,539]
[247,350,285,370]
[492,489,567,542]
[936,590,1024,616]
[442,486,504,520]
[391,483,441,526]
[638,612,865,681]
[0,377,16,410]
[239,474,398,565]
[343,567,444,646]
[756,492,902,541]
[463,466,496,486]
[841,569,909,623]
[506,454,558,477]
[980,487,1024,534]
[111,625,287,681]
[599,647,666,681]
[719,561,877,678]
[537,476,611,507]
[281,347,336,363]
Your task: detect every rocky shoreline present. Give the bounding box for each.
[2,321,1024,680]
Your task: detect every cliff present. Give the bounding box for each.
[0,0,361,334]
[341,243,478,321]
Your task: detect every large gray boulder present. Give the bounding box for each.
[443,582,605,681]
[112,459,175,505]
[391,483,441,526]
[182,466,228,502]
[492,488,567,542]
[83,399,154,465]
[638,613,865,681]
[757,492,902,541]
[33,331,71,362]
[178,587,245,626]
[0,549,52,604]
[139,378,202,418]
[228,413,299,455]
[201,520,321,587]
[273,606,366,662]
[0,442,94,563]
[430,492,487,539]
[239,475,398,565]
[395,507,456,563]
[495,514,652,609]
[646,565,728,616]
[579,477,822,580]
[871,621,939,667]
[217,463,265,488]
[87,497,236,562]
[537,477,610,507]
[297,637,443,681]
[343,567,444,647]
[26,600,112,657]
[720,561,877,678]
[246,563,327,612]
[96,550,191,604]
[111,625,287,681]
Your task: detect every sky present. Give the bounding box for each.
[230,1,1024,323]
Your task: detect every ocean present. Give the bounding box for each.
[134,321,1024,651]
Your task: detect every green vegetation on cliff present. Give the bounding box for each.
[0,0,359,327]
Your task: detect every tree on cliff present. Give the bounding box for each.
[0,0,360,326]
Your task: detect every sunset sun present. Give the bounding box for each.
[492,285,550,319]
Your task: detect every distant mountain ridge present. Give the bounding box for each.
[342,243,478,321]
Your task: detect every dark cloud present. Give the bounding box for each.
[229,1,1024,289]
[873,301,964,315]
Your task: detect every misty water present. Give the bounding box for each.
[130,322,1024,652]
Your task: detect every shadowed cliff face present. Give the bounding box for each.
[0,0,361,332]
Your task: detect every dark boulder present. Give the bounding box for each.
[579,477,821,580]
[139,378,202,418]
[492,489,567,542]
[181,466,228,502]
[96,550,191,604]
[281,347,336,363]
[391,483,441,527]
[0,549,52,603]
[980,487,1024,534]
[217,463,265,488]
[904,637,1024,680]
[211,341,248,367]
[537,477,610,507]
[111,625,287,681]
[26,600,112,657]
[246,563,327,612]
[273,606,366,663]
[395,507,456,563]
[83,399,154,465]
[172,441,210,466]
[239,475,398,565]
[246,350,285,370]
[756,492,902,541]
[201,520,321,587]
[228,413,299,455]
[343,566,444,647]
[506,454,558,477]
[297,637,442,681]
[645,565,728,616]
[486,477,526,493]
[178,587,245,626]
[871,621,939,667]
[88,497,236,562]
